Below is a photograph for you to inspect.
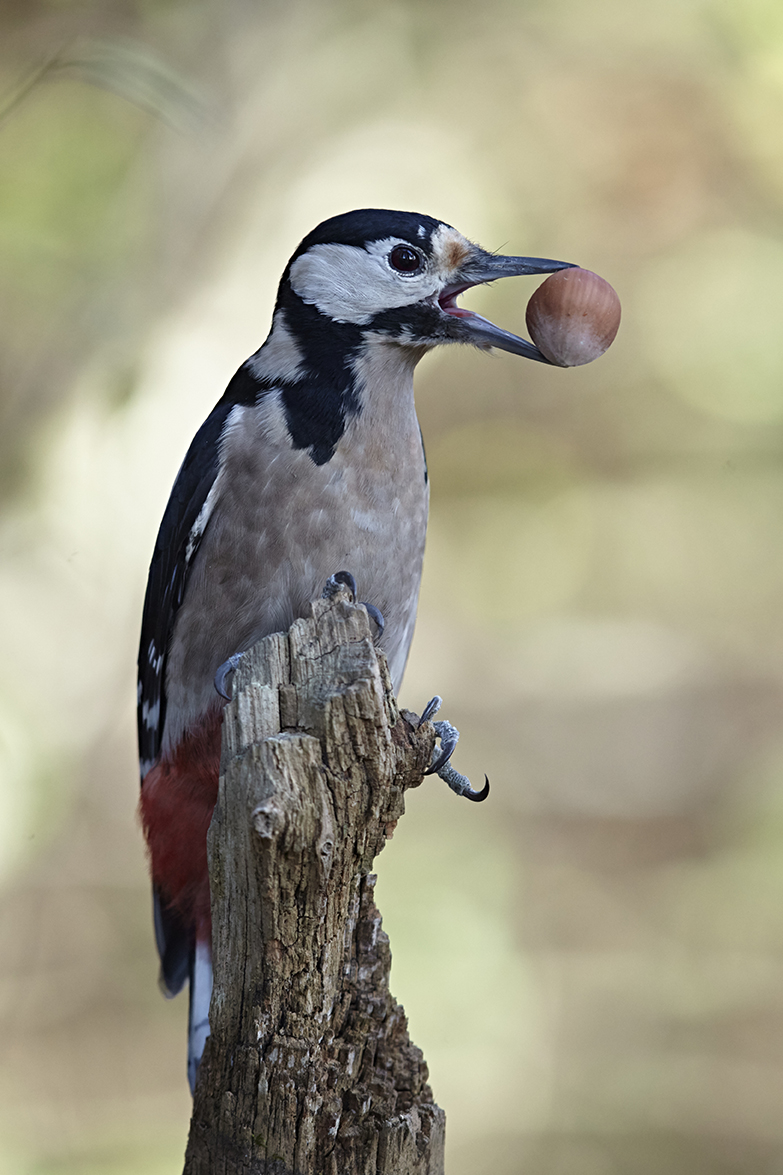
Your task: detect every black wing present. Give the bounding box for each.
[136,364,263,777]
[137,364,264,996]
[137,400,229,777]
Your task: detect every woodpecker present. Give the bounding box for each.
[137,208,573,1091]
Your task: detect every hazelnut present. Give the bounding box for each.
[526,268,621,367]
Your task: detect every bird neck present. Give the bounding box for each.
[247,303,426,467]
[338,335,426,477]
[350,332,426,422]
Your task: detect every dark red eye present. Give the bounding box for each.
[389,245,423,273]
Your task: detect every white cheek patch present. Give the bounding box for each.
[289,240,439,324]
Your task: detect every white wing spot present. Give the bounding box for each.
[186,478,220,564]
[142,698,160,731]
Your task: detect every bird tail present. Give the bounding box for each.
[187,938,213,1095]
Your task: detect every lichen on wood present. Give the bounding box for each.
[183,586,445,1175]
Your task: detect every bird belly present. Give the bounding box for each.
[162,400,428,755]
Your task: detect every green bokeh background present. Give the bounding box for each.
[2,1,783,1171]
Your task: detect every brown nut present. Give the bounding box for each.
[526,267,621,367]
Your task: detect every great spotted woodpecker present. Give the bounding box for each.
[137,208,573,1091]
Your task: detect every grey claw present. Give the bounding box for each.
[322,570,357,602]
[421,710,489,801]
[418,695,442,728]
[427,741,455,776]
[214,653,243,700]
[363,602,385,636]
[424,720,458,775]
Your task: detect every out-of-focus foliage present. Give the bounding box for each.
[3,1,783,1172]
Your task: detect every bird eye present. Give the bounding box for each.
[389,245,424,273]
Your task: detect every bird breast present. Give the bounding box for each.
[162,349,429,754]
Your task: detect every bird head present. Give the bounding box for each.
[278,208,574,363]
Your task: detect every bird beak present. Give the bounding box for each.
[439,250,575,364]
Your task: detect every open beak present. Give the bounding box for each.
[439,250,575,364]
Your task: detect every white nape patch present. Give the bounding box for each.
[219,388,294,457]
[139,756,155,779]
[222,403,247,442]
[247,310,305,383]
[254,388,295,450]
[185,476,221,564]
[289,238,441,325]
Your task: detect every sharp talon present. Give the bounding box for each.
[362,602,385,636]
[464,774,490,803]
[418,709,488,800]
[440,763,490,803]
[214,653,243,700]
[322,570,357,602]
[418,695,442,728]
[424,748,449,776]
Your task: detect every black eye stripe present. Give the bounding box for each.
[389,244,424,273]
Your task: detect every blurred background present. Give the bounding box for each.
[2,0,783,1171]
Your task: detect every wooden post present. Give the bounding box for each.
[182,585,445,1175]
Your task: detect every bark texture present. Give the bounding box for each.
[183,588,445,1175]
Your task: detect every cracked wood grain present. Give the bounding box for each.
[182,587,444,1175]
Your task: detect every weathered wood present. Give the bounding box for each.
[183,587,444,1175]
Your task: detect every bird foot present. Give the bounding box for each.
[426,719,459,776]
[362,602,385,637]
[418,694,442,726]
[216,573,385,704]
[322,569,358,601]
[321,571,385,636]
[418,695,490,802]
[214,652,244,700]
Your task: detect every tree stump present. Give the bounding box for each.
[182,585,445,1175]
